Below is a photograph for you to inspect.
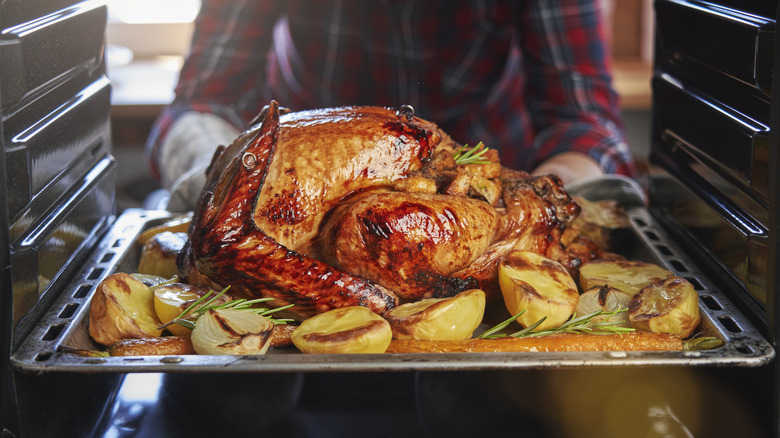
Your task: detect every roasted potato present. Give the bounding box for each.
[108,335,195,356]
[578,259,674,296]
[291,306,392,354]
[153,283,230,336]
[498,250,579,330]
[570,196,631,251]
[384,289,485,341]
[629,276,701,338]
[137,231,188,278]
[88,273,162,346]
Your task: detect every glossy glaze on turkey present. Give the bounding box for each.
[178,101,590,320]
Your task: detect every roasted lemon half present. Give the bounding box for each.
[629,276,701,337]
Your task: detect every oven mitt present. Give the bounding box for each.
[159,111,240,212]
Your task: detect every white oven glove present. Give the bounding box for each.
[158,111,240,212]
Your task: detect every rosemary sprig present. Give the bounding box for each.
[453,141,490,165]
[158,286,295,331]
[479,308,635,339]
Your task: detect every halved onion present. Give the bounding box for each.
[575,285,632,328]
[191,308,274,355]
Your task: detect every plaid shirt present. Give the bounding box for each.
[147,0,634,180]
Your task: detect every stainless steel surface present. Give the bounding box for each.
[11,178,775,373]
[650,0,774,319]
[2,0,116,351]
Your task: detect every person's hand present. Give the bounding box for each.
[530,152,603,185]
[159,112,240,211]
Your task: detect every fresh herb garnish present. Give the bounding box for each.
[158,286,295,331]
[479,308,635,339]
[453,142,490,165]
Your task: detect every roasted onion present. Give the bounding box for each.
[575,285,632,328]
[191,308,274,355]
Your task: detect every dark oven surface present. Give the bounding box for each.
[649,0,776,331]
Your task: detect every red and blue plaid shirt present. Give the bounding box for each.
[147,0,635,180]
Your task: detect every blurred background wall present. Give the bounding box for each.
[106,0,654,210]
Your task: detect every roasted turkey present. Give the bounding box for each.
[179,101,594,320]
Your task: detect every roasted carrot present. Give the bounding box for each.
[386,332,683,353]
[270,323,297,347]
[108,335,196,357]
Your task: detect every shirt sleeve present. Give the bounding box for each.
[145,0,282,181]
[518,0,635,176]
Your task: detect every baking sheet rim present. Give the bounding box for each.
[11,182,776,373]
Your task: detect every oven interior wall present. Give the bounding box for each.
[648,0,775,335]
[1,0,116,435]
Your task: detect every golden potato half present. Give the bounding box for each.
[385,289,486,341]
[292,306,392,354]
[629,276,701,338]
[498,251,579,330]
[137,231,188,278]
[579,259,674,296]
[153,283,229,336]
[88,272,162,346]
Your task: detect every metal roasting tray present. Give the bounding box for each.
[11,176,775,374]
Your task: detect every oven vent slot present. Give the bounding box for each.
[86,266,105,281]
[34,352,53,362]
[668,260,688,273]
[717,315,743,333]
[685,277,704,290]
[57,303,79,319]
[41,324,65,341]
[733,344,755,356]
[73,284,91,299]
[98,252,115,264]
[700,294,723,311]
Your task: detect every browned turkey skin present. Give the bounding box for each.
[178,101,589,320]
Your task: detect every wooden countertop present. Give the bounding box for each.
[613,60,653,110]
